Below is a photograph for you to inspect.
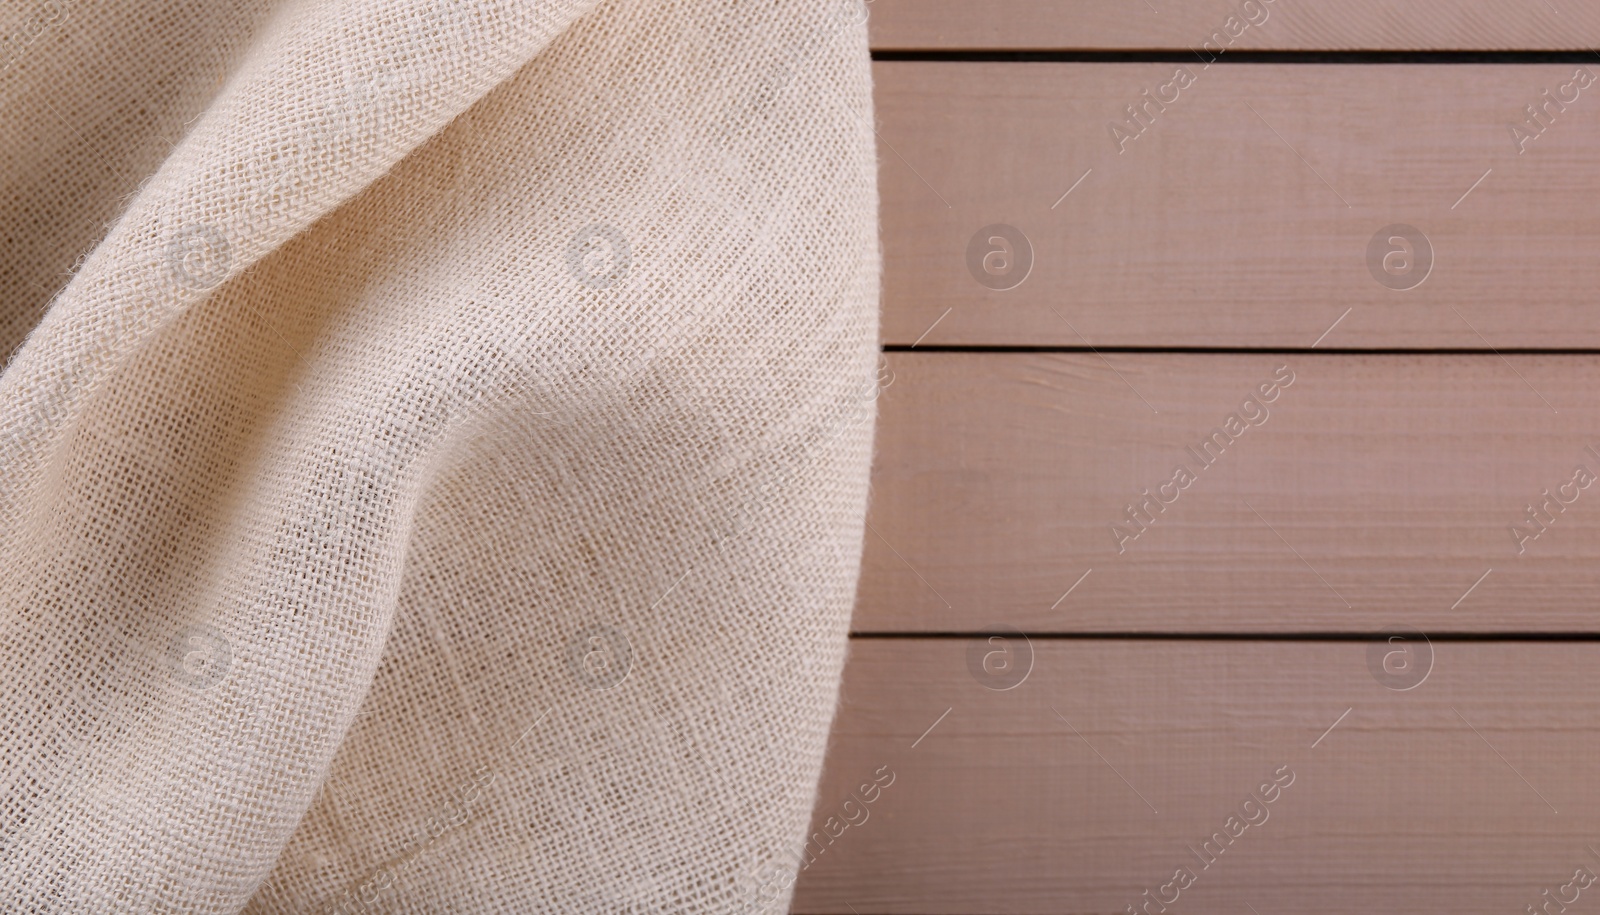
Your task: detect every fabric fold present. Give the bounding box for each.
[0,0,598,506]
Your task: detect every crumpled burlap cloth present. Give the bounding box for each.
[0,0,879,910]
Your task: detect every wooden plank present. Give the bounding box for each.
[875,62,1600,348]
[856,352,1600,632]
[868,0,1600,51]
[792,638,1600,914]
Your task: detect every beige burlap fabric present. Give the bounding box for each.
[0,0,880,910]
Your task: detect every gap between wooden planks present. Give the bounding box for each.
[792,638,1600,914]
[865,0,1600,51]
[857,352,1600,633]
[874,62,1600,348]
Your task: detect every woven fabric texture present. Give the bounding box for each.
[0,0,880,911]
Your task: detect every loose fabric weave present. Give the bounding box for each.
[0,0,880,911]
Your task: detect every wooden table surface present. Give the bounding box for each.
[794,3,1600,912]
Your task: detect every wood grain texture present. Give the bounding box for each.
[857,352,1600,632]
[867,0,1600,50]
[875,62,1600,348]
[791,638,1600,914]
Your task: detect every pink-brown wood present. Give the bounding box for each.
[868,0,1600,51]
[794,639,1600,913]
[858,352,1600,632]
[876,62,1600,348]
